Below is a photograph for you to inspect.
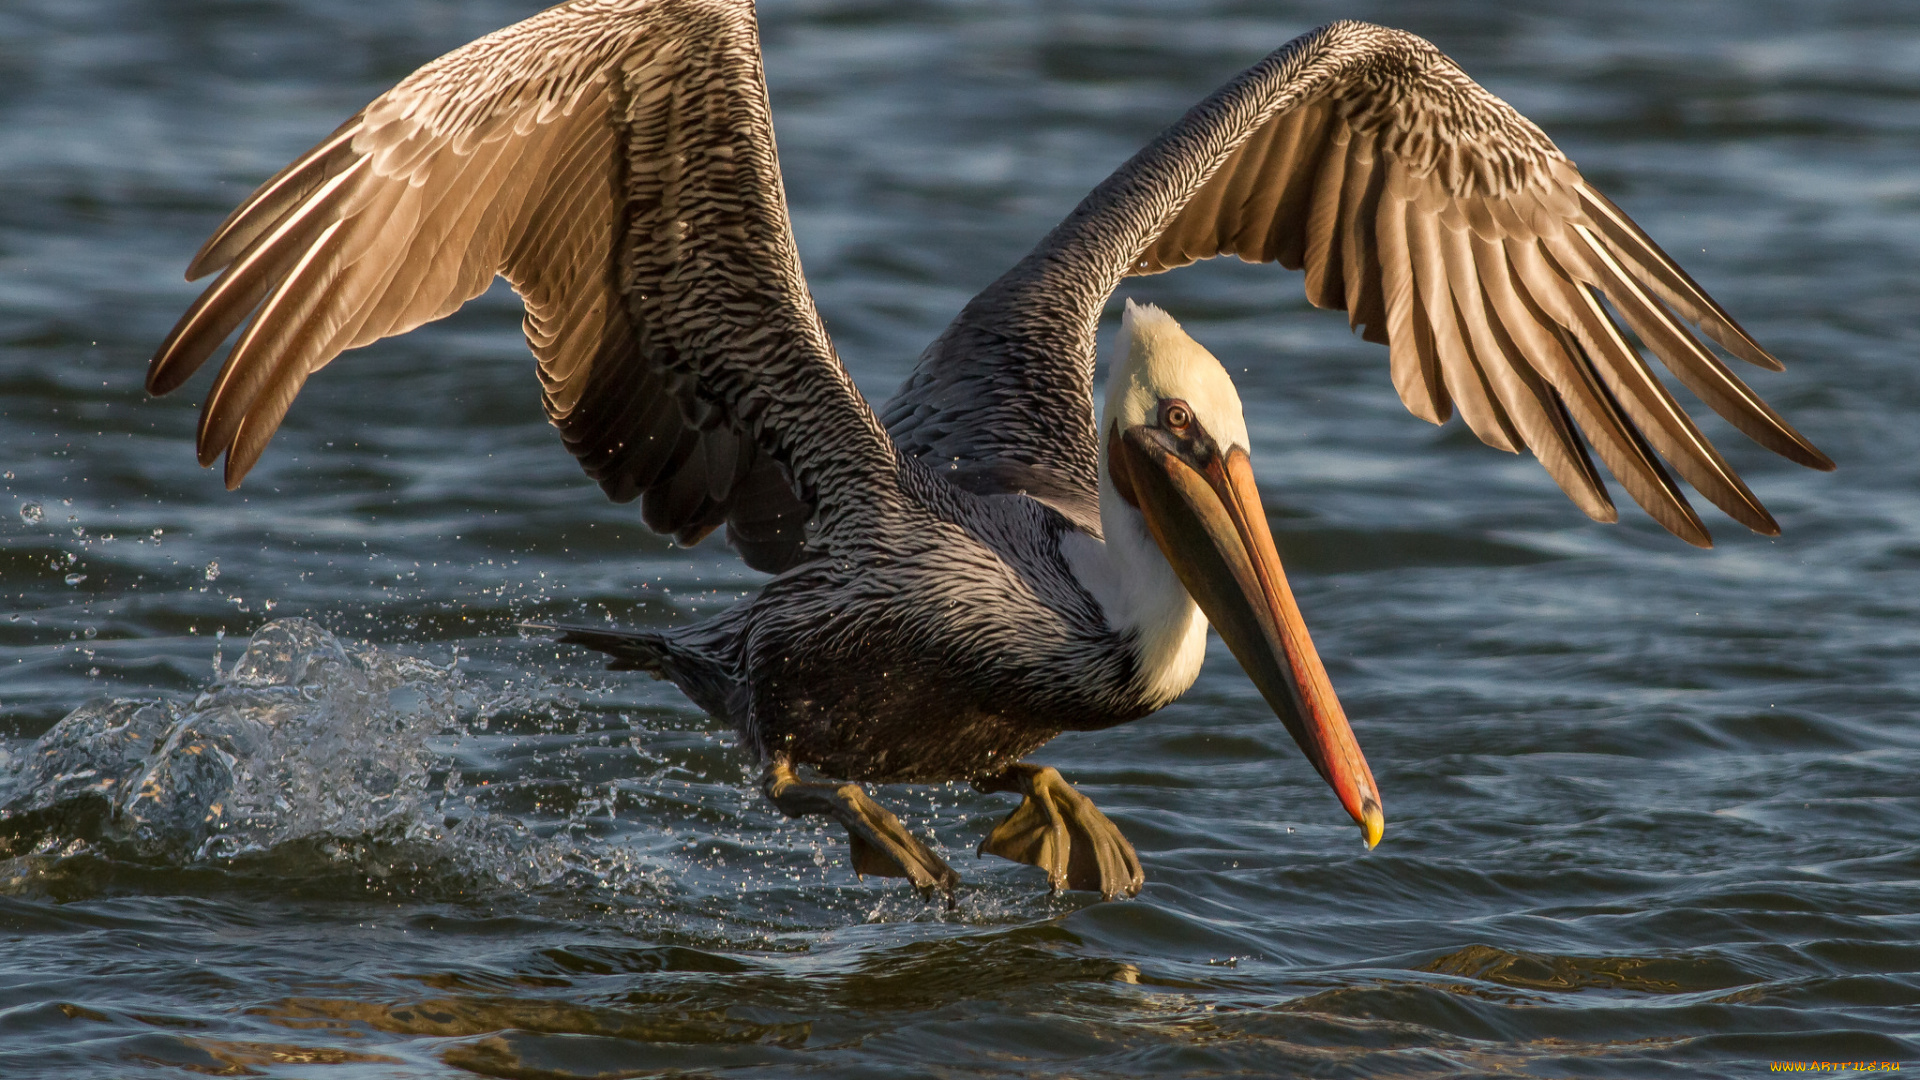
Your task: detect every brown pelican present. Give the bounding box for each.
[146,0,1831,900]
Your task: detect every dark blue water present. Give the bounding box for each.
[2,1,1917,1076]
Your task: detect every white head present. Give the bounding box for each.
[1076,302,1249,712]
[1079,298,1384,849]
[1101,300,1251,460]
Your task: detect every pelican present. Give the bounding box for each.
[147,0,1832,900]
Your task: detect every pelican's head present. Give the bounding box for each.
[1103,300,1384,849]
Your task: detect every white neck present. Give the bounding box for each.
[1061,450,1209,710]
[1063,299,1240,710]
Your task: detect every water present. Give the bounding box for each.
[2,0,1917,1075]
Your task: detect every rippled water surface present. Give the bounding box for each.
[3,0,1918,1076]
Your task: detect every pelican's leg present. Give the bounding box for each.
[973,764,1143,900]
[761,756,959,899]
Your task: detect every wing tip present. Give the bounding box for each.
[184,226,236,282]
[1572,493,1618,525]
[1668,507,1714,548]
[222,451,253,491]
[1661,491,1713,550]
[148,310,216,396]
[185,223,237,283]
[184,254,222,284]
[1741,505,1781,538]
[146,348,195,397]
[1703,315,1785,372]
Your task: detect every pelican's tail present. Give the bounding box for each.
[535,623,672,676]
[531,621,744,729]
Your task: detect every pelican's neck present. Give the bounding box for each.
[1062,439,1209,710]
[1063,299,1236,709]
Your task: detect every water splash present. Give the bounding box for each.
[2,619,463,862]
[0,620,1031,932]
[0,620,701,914]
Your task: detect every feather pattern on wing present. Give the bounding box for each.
[883,20,1831,547]
[148,0,898,572]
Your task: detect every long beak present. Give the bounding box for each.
[1114,426,1384,849]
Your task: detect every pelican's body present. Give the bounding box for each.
[600,303,1236,787]
[147,0,1831,899]
[650,457,1149,785]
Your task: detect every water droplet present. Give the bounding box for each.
[64,573,86,586]
[19,502,43,524]
[82,626,97,639]
[204,560,220,581]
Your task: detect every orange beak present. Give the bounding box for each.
[1113,425,1384,849]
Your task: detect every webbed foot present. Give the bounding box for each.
[762,758,958,900]
[974,763,1143,899]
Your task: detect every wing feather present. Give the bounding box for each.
[150,0,864,574]
[1250,104,1332,269]
[201,219,350,471]
[886,20,1829,545]
[1377,172,1451,425]
[1458,233,1616,520]
[1337,129,1390,344]
[187,115,367,280]
[1529,237,1775,534]
[1574,182,1782,372]
[1408,196,1517,452]
[1301,122,1351,311]
[1563,223,1830,469]
[1493,246,1710,544]
[151,156,375,395]
[1437,223,1529,453]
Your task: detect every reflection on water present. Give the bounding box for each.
[3,0,1920,1075]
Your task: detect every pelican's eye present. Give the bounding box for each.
[1159,399,1193,433]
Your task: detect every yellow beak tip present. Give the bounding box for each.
[1360,798,1384,850]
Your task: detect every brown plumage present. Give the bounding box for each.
[148,4,1833,898]
[890,23,1831,550]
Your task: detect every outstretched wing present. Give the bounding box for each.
[149,0,902,572]
[882,20,1832,547]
